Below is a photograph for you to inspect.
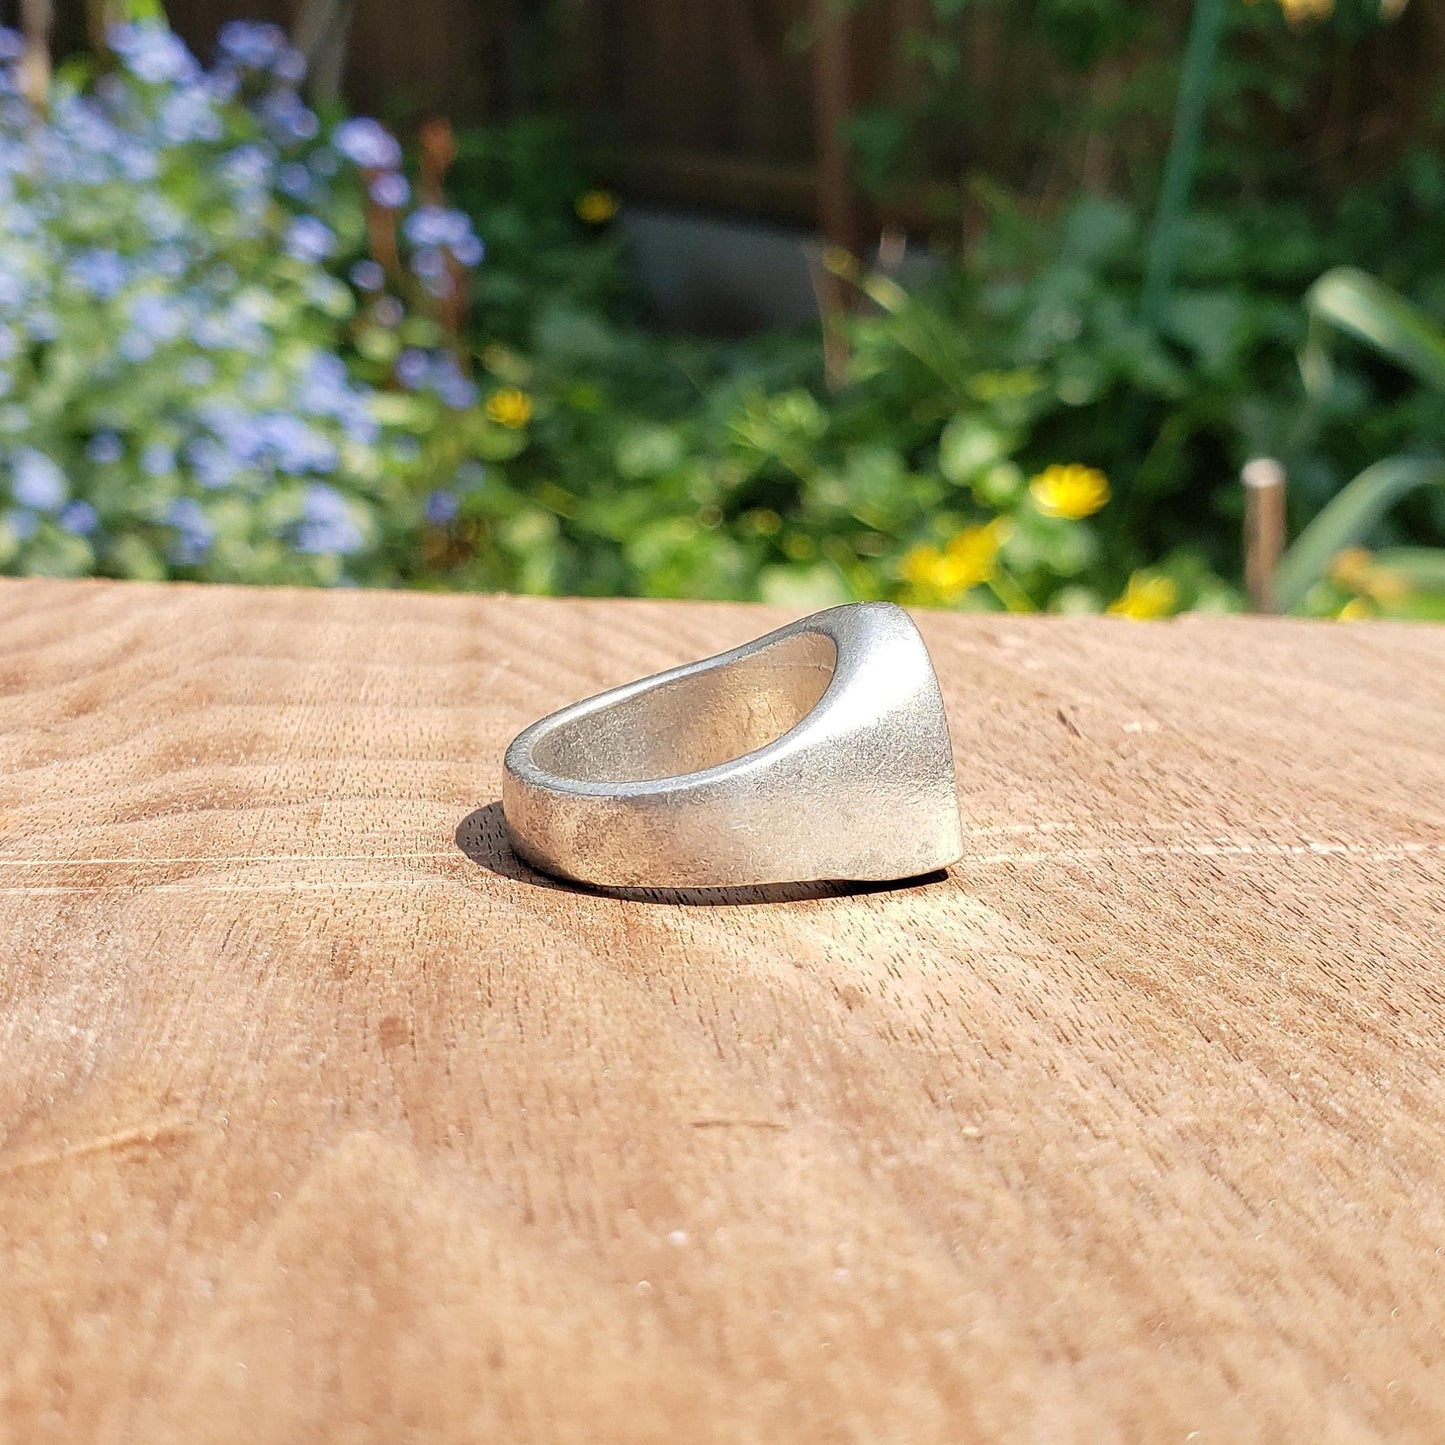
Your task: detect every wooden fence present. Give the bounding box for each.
[85,0,1445,228]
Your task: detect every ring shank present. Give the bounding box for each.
[501,603,964,890]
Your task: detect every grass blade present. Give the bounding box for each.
[1306,268,1445,395]
[1273,457,1445,614]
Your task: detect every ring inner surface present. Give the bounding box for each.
[532,630,837,785]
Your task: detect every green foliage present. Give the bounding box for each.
[1306,268,1445,395]
[1141,0,1228,323]
[1276,268,1445,617]
[7,13,1445,622]
[1274,459,1445,614]
[846,0,1417,229]
[444,118,632,346]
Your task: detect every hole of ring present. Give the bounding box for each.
[531,630,838,784]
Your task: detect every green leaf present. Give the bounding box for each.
[1306,268,1445,395]
[1166,289,1248,375]
[758,561,852,610]
[614,425,684,480]
[471,425,529,463]
[1274,458,1445,614]
[123,0,171,22]
[1060,196,1134,266]
[938,417,1010,485]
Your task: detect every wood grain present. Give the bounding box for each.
[2,577,1444,1443]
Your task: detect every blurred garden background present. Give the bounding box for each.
[2,0,1445,618]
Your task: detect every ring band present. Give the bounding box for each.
[501,602,963,890]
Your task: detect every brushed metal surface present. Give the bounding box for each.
[502,602,964,889]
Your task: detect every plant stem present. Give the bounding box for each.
[1141,0,1228,326]
[988,569,1034,614]
[18,0,52,109]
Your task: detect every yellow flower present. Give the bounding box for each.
[575,190,620,225]
[901,520,1008,599]
[1107,573,1178,620]
[1278,0,1334,20]
[486,387,533,429]
[1328,547,1410,607]
[1328,546,1373,592]
[1337,598,1373,620]
[1029,463,1110,520]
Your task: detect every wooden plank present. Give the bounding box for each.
[1,576,1443,1442]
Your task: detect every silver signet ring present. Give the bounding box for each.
[501,602,964,890]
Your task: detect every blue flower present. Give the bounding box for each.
[10,447,66,510]
[273,47,307,85]
[295,482,363,554]
[372,295,404,328]
[158,85,223,144]
[402,207,483,269]
[109,24,199,86]
[425,489,460,524]
[68,248,128,299]
[301,350,350,396]
[192,309,265,353]
[0,29,24,63]
[147,203,188,244]
[180,356,215,387]
[266,413,339,474]
[278,161,312,198]
[284,215,335,264]
[295,353,374,447]
[59,499,99,535]
[151,244,188,280]
[259,88,318,142]
[184,437,241,490]
[367,171,409,209]
[410,246,447,283]
[208,66,240,104]
[141,442,176,477]
[331,117,400,170]
[452,233,484,267]
[167,497,207,529]
[217,20,286,71]
[395,348,431,389]
[221,144,272,193]
[431,354,478,409]
[120,292,185,360]
[86,431,124,465]
[345,410,379,446]
[349,259,385,292]
[402,206,472,250]
[115,140,159,182]
[166,496,214,564]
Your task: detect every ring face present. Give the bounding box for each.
[501,602,964,890]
